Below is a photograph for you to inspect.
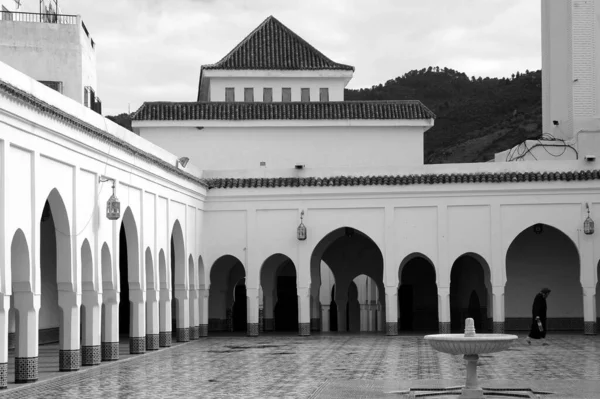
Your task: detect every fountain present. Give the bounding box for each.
[424,318,518,398]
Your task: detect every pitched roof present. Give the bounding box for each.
[205,170,599,189]
[132,101,435,122]
[202,16,354,71]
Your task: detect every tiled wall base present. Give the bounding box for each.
[0,363,7,388]
[247,323,259,337]
[386,322,398,336]
[190,326,200,340]
[584,321,596,335]
[146,334,159,351]
[505,317,584,331]
[439,322,451,334]
[177,327,190,342]
[264,318,274,332]
[159,332,172,347]
[8,333,14,350]
[298,323,310,336]
[101,342,119,361]
[130,337,146,354]
[81,345,101,366]
[15,357,38,383]
[310,318,320,331]
[493,322,505,333]
[59,349,81,371]
[199,324,208,337]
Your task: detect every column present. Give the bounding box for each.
[58,291,81,372]
[377,302,384,332]
[189,289,199,340]
[310,290,320,331]
[583,286,597,335]
[101,289,119,361]
[246,287,259,337]
[0,294,9,388]
[438,286,451,333]
[159,288,172,347]
[492,285,505,333]
[336,299,347,332]
[81,289,102,366]
[384,286,398,335]
[368,301,376,332]
[145,288,159,350]
[174,289,189,342]
[13,292,40,383]
[360,303,368,332]
[298,287,311,336]
[129,289,146,354]
[263,292,275,331]
[321,305,330,332]
[198,288,209,337]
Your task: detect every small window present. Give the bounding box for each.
[282,88,291,102]
[244,88,254,102]
[263,88,273,103]
[319,88,329,102]
[301,88,310,102]
[225,87,235,102]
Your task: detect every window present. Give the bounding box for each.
[225,87,235,102]
[319,88,329,102]
[301,88,310,102]
[244,88,254,102]
[282,88,291,102]
[263,88,273,103]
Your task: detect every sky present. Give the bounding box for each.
[56,0,541,116]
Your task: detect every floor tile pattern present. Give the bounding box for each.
[0,333,598,398]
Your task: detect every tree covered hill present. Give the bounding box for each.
[345,67,542,163]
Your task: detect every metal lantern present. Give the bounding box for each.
[297,210,307,241]
[106,181,120,220]
[584,203,594,235]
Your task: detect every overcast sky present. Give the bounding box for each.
[57,0,541,116]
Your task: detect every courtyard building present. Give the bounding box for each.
[0,0,599,389]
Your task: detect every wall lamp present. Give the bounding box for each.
[177,157,190,168]
[99,176,120,220]
[584,203,595,235]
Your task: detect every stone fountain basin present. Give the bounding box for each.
[424,334,519,355]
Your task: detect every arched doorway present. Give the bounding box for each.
[260,254,298,332]
[506,224,582,332]
[399,254,438,332]
[450,254,490,332]
[208,255,245,332]
[171,220,188,341]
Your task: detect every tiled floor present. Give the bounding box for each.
[1,332,599,398]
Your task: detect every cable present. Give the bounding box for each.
[506,132,578,162]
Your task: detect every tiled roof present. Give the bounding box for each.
[205,170,600,189]
[132,101,435,121]
[202,16,354,71]
[0,79,208,188]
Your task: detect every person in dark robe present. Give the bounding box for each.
[526,287,551,345]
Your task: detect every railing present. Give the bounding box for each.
[0,11,77,25]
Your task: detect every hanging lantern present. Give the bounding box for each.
[297,210,307,241]
[584,203,594,235]
[106,181,120,220]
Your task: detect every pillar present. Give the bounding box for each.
[174,289,189,342]
[360,303,368,332]
[145,288,159,350]
[377,302,384,332]
[0,294,9,388]
[321,305,330,332]
[198,288,209,337]
[298,287,310,336]
[81,289,101,366]
[583,286,597,335]
[101,289,119,361]
[438,286,451,333]
[368,301,376,332]
[336,299,347,332]
[310,290,320,331]
[263,292,275,331]
[246,287,259,337]
[58,291,81,372]
[189,289,199,340]
[384,286,398,335]
[129,289,146,354]
[13,292,40,383]
[492,285,505,333]
[159,288,172,347]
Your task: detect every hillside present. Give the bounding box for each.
[345,67,542,163]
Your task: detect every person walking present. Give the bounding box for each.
[526,288,551,345]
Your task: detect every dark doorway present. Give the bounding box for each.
[274,276,298,331]
[232,281,247,332]
[399,285,414,330]
[118,225,130,335]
